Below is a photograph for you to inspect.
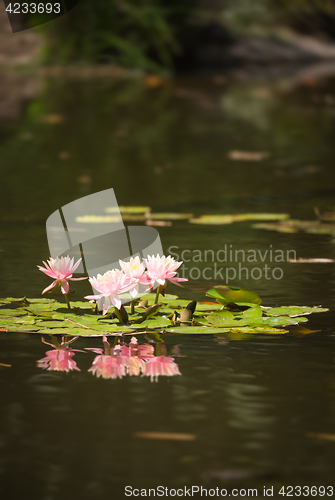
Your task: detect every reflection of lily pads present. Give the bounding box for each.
[190,213,289,225]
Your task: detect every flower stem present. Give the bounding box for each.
[131,300,135,314]
[114,307,124,324]
[64,293,71,310]
[154,285,161,305]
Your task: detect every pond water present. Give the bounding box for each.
[1,67,335,498]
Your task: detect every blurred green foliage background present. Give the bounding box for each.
[33,0,335,70]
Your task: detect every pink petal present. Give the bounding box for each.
[110,294,121,310]
[71,258,82,272]
[38,266,57,279]
[69,277,88,281]
[84,294,103,300]
[60,280,70,295]
[129,284,139,299]
[42,280,59,294]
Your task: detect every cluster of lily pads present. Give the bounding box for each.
[77,206,335,242]
[0,285,328,338]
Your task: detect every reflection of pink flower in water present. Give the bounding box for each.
[87,336,181,382]
[37,349,80,372]
[142,356,181,382]
[88,353,144,379]
[88,337,146,380]
[37,336,83,372]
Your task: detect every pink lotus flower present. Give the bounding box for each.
[38,256,87,295]
[119,256,150,298]
[142,356,181,382]
[85,269,133,313]
[144,254,188,288]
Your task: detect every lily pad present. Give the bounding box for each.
[105,206,151,214]
[264,306,328,316]
[0,291,328,338]
[0,309,28,317]
[206,286,262,305]
[229,327,288,334]
[190,213,289,225]
[150,213,193,220]
[253,220,335,236]
[139,316,172,328]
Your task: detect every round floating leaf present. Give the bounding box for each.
[150,213,193,220]
[105,206,151,214]
[264,306,328,316]
[0,324,42,332]
[206,286,262,305]
[25,298,56,304]
[139,317,172,328]
[195,303,223,311]
[75,215,122,224]
[38,327,111,337]
[242,306,263,319]
[204,314,246,328]
[229,327,288,334]
[68,301,95,310]
[190,214,289,225]
[0,308,28,317]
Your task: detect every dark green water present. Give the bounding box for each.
[1,69,335,498]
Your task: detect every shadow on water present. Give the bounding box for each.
[1,63,335,496]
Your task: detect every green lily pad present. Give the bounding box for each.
[150,213,193,220]
[253,220,335,236]
[139,316,172,328]
[67,301,95,310]
[0,308,28,317]
[0,292,328,338]
[38,327,115,337]
[0,324,42,332]
[105,206,151,214]
[190,213,289,225]
[242,306,263,319]
[204,313,246,328]
[206,286,262,305]
[194,303,223,311]
[264,306,329,316]
[229,327,288,334]
[25,298,56,304]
